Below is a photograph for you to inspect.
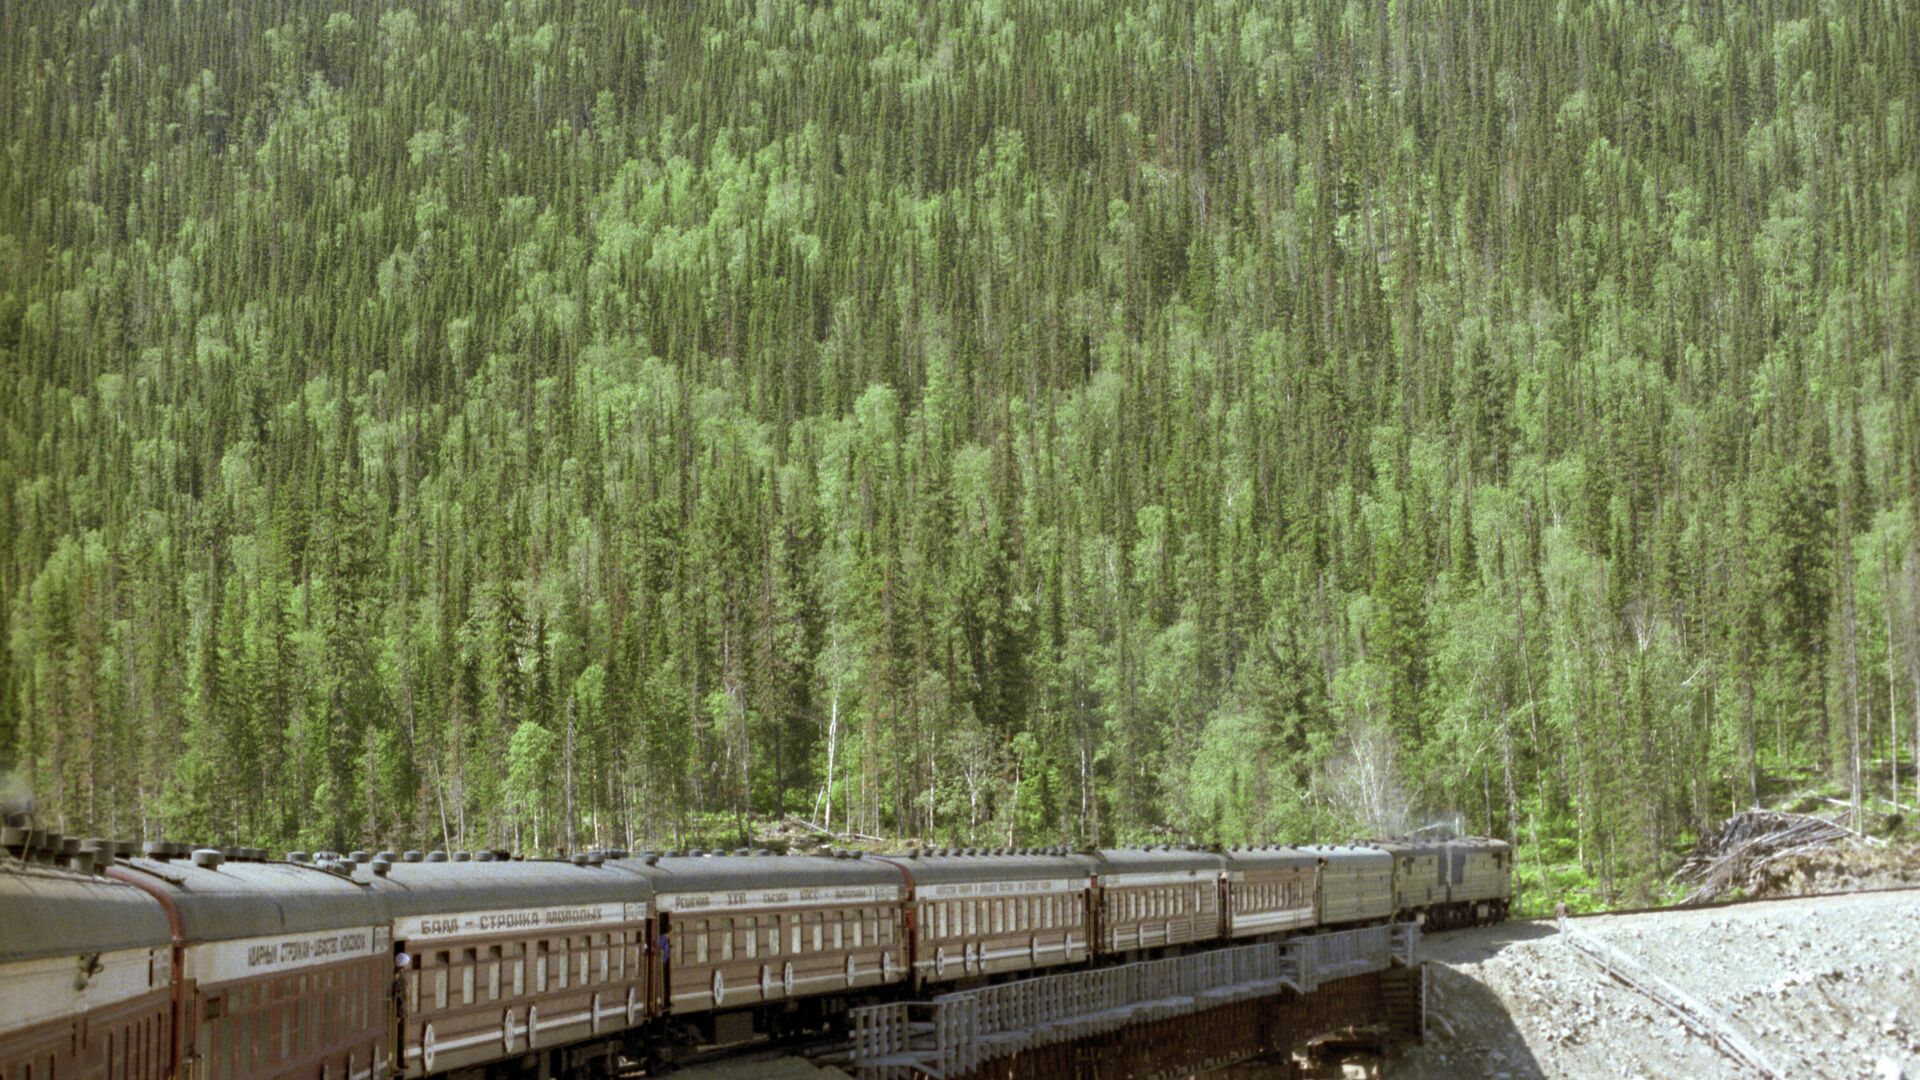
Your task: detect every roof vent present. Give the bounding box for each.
[192,848,225,869]
[588,851,605,866]
[644,853,660,866]
[371,858,392,877]
[452,851,470,862]
[689,848,704,857]
[403,850,423,863]
[376,850,397,863]
[78,839,113,872]
[334,858,356,874]
[475,851,495,862]
[753,848,770,857]
[348,850,370,863]
[289,851,311,863]
[571,853,589,866]
[427,850,447,862]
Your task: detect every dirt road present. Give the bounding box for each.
[1387,889,1920,1079]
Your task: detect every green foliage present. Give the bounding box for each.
[2,0,1918,907]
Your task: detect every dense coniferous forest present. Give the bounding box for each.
[3,0,1917,905]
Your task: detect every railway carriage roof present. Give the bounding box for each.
[876,851,1095,885]
[116,857,387,940]
[1221,846,1318,871]
[0,863,173,961]
[1306,845,1393,868]
[624,853,902,896]
[1371,841,1449,857]
[1092,848,1227,876]
[373,859,652,917]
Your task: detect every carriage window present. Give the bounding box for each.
[768,919,780,956]
[853,912,864,948]
[744,917,758,959]
[833,914,844,950]
[536,943,550,992]
[487,948,502,1000]
[597,938,609,981]
[461,949,477,1004]
[433,964,448,1011]
[720,919,734,961]
[695,922,709,965]
[812,916,823,953]
[513,951,526,997]
[792,918,803,955]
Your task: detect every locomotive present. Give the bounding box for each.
[0,827,1509,1080]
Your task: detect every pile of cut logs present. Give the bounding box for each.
[1674,809,1877,905]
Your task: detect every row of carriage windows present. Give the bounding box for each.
[4,1007,165,1080]
[102,1014,165,1080]
[674,908,895,966]
[925,893,1084,941]
[1110,885,1212,923]
[406,931,640,1014]
[204,960,378,1080]
[1235,877,1312,912]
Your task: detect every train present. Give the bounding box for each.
[0,827,1510,1080]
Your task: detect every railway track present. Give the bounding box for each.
[1553,911,1783,1079]
[1498,879,1920,927]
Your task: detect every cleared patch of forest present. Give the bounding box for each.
[1,0,1916,905]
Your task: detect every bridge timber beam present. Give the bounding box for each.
[846,924,1426,1079]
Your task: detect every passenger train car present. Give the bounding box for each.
[636,850,902,1039]
[872,849,1092,988]
[0,826,1510,1080]
[1,837,173,1080]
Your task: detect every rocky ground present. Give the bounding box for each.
[1385,888,1920,1079]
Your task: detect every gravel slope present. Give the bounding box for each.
[1387,889,1920,1079]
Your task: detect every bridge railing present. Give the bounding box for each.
[846,922,1421,1079]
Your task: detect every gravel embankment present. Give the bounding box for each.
[1388,889,1920,1079]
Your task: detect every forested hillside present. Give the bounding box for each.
[3,0,1916,904]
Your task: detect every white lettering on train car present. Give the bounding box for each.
[917,878,1086,899]
[184,927,385,985]
[656,884,901,912]
[395,903,645,943]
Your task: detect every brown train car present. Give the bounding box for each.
[874,849,1095,988]
[377,853,655,1078]
[642,852,904,1035]
[2,835,174,1080]
[1090,848,1228,958]
[1219,846,1318,940]
[108,847,392,1080]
